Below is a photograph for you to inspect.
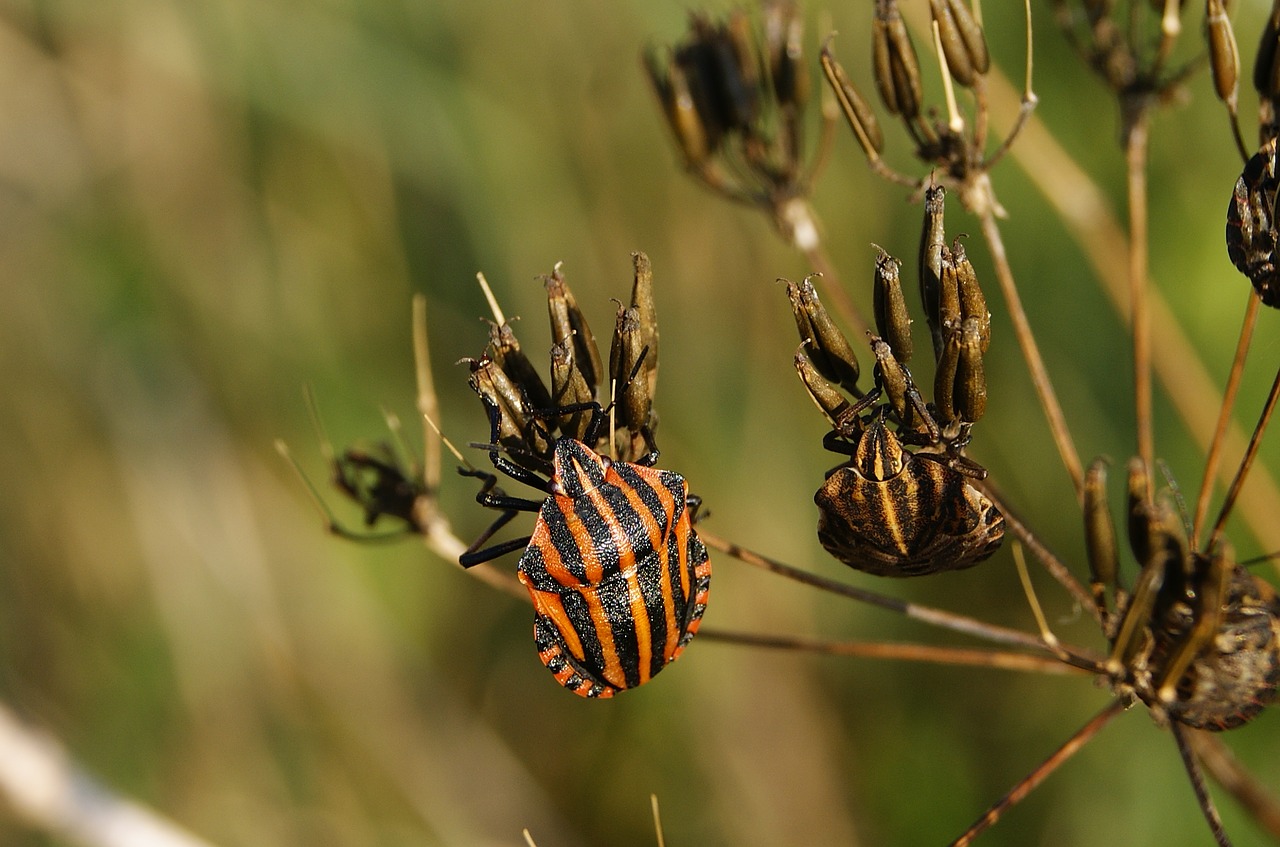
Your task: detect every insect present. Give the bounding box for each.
[1226,136,1280,308]
[1086,457,1280,732]
[815,407,1004,577]
[459,394,711,699]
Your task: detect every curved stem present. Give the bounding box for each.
[698,530,1102,668]
[948,698,1128,847]
[976,202,1086,502]
[1125,112,1156,499]
[699,628,1088,674]
[1193,291,1260,548]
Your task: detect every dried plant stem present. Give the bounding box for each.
[699,628,1086,674]
[698,530,1099,665]
[975,202,1085,501]
[0,701,220,847]
[413,293,442,496]
[1193,291,1261,548]
[948,698,1128,847]
[1208,361,1280,549]
[1186,730,1280,843]
[1125,114,1156,498]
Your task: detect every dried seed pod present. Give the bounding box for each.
[786,277,861,393]
[628,251,659,402]
[610,305,655,460]
[933,325,960,423]
[1226,137,1280,307]
[469,356,547,463]
[952,239,991,353]
[820,40,885,157]
[869,335,927,434]
[954,316,987,422]
[937,244,963,338]
[929,0,990,88]
[765,0,809,112]
[918,184,947,360]
[488,321,553,413]
[545,264,604,395]
[549,340,596,443]
[1205,0,1239,110]
[795,348,856,432]
[873,246,913,363]
[872,0,924,119]
[645,49,713,169]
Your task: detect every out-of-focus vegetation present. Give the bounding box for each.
[1,1,1279,845]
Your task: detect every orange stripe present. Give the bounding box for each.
[582,588,626,688]
[525,585,587,663]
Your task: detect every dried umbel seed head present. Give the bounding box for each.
[1226,137,1280,307]
[645,3,822,213]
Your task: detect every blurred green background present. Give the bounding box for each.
[2,0,1280,845]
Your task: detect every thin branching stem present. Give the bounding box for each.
[976,203,1086,502]
[1209,361,1280,549]
[699,628,1088,674]
[1125,111,1156,500]
[947,698,1128,847]
[698,530,1101,667]
[1193,290,1261,548]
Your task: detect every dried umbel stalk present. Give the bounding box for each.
[645,1,832,245]
[467,253,663,471]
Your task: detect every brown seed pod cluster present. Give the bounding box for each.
[819,0,1030,211]
[787,187,1003,577]
[644,2,821,221]
[466,253,661,471]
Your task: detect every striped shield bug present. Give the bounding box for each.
[459,396,710,698]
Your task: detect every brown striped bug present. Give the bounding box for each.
[458,392,711,699]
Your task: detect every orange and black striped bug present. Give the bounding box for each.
[459,397,711,699]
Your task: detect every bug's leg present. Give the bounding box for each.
[460,531,535,568]
[458,465,546,512]
[1153,545,1233,705]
